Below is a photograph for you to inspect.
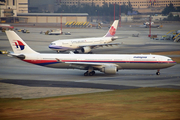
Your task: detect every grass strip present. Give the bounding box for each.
[0,87,180,120]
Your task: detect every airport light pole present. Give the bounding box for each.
[148,15,151,37]
[119,0,121,27]
[114,3,115,21]
[60,15,62,34]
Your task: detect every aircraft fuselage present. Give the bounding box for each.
[21,53,176,70]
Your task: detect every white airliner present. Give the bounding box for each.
[49,20,120,53]
[6,31,176,76]
[0,24,14,30]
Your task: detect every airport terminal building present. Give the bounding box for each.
[0,0,88,23]
[17,13,88,23]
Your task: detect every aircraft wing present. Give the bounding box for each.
[78,43,120,49]
[56,58,118,69]
[68,62,118,70]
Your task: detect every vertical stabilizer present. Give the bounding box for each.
[5,31,38,54]
[104,20,119,37]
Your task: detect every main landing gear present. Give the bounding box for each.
[74,50,79,54]
[84,71,95,76]
[88,52,93,54]
[156,69,160,75]
[84,67,95,76]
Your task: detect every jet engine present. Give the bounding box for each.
[101,66,118,74]
[81,46,92,53]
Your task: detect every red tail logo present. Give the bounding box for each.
[109,26,116,36]
[14,40,25,50]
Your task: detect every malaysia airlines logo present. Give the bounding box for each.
[109,26,116,36]
[13,40,25,50]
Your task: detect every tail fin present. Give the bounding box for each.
[5,31,38,54]
[104,20,119,37]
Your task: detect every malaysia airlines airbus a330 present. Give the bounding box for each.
[49,20,119,53]
[6,31,176,76]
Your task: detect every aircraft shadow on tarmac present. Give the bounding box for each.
[1,79,180,90]
[0,79,139,90]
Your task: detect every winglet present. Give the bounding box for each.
[104,20,119,37]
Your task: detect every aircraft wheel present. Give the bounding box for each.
[84,71,88,76]
[56,50,60,53]
[88,52,93,54]
[156,72,160,75]
[74,50,79,54]
[89,71,95,76]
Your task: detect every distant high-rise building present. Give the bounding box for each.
[60,0,180,14]
[28,0,61,13]
[60,0,180,8]
[0,0,28,17]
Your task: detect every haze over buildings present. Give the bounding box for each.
[60,0,180,14]
[1,0,179,15]
[0,0,179,23]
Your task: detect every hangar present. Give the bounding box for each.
[17,13,88,23]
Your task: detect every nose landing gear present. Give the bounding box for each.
[156,69,160,75]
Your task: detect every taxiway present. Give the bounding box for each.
[0,24,180,99]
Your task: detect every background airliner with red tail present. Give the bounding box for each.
[5,30,176,76]
[49,20,119,53]
[0,24,14,30]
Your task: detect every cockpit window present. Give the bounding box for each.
[51,43,56,45]
[168,59,173,61]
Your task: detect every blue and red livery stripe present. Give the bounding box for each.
[23,59,176,66]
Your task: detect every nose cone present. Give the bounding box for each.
[48,45,54,49]
[49,42,58,49]
[171,61,177,66]
[49,44,53,49]
[49,44,58,50]
[49,44,61,50]
[168,61,176,68]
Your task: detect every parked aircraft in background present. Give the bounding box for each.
[140,22,160,28]
[5,31,176,76]
[0,24,14,30]
[49,20,120,53]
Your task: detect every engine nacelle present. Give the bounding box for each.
[101,66,118,74]
[81,46,92,53]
